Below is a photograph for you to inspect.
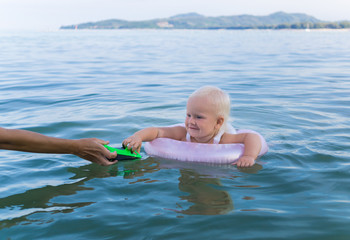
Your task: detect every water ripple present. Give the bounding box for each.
[1,30,350,239]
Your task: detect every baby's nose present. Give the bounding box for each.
[189,117,196,124]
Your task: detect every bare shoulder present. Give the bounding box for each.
[158,125,187,141]
[220,133,246,144]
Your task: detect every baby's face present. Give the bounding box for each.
[185,96,222,143]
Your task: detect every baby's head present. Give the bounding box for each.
[188,86,231,131]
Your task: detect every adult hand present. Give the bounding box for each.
[0,127,118,166]
[73,138,118,166]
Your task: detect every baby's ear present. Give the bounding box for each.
[216,116,224,128]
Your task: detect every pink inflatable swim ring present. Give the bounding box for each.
[144,129,268,164]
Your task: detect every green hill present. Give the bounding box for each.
[60,12,350,30]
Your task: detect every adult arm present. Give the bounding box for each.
[0,127,117,166]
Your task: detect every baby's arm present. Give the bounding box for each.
[122,127,158,153]
[223,133,262,167]
[122,126,185,153]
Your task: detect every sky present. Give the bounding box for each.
[0,0,349,31]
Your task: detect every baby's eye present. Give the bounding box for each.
[196,115,203,119]
[186,114,191,118]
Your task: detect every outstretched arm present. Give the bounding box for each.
[122,126,185,153]
[122,127,159,153]
[0,127,117,166]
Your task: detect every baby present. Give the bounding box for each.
[123,86,262,167]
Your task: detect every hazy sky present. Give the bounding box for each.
[0,0,349,30]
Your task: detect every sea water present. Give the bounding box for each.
[0,29,350,239]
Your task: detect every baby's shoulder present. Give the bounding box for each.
[161,124,187,140]
[220,132,241,144]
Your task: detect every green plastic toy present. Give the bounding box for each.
[104,145,142,161]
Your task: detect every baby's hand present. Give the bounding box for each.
[122,135,142,153]
[233,155,255,168]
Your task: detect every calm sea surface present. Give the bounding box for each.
[0,29,350,239]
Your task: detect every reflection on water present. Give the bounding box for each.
[0,156,263,230]
[0,173,93,229]
[174,162,262,215]
[176,169,234,215]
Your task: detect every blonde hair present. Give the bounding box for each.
[189,86,231,131]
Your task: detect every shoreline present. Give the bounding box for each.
[58,28,350,32]
[1,28,349,33]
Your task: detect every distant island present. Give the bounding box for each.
[60,12,350,30]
